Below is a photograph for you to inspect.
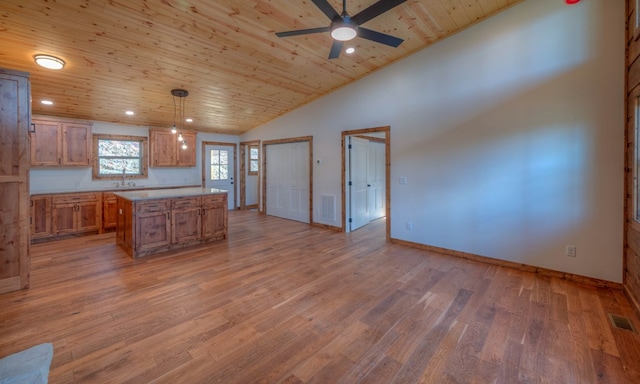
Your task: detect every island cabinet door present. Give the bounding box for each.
[135,201,171,252]
[201,195,227,239]
[171,197,201,244]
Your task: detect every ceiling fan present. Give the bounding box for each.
[276,0,408,59]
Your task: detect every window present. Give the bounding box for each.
[249,144,259,175]
[210,149,229,181]
[92,134,148,180]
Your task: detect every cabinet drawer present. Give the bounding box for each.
[53,192,100,204]
[172,197,201,210]
[202,194,226,206]
[136,200,170,213]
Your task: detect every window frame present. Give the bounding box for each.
[248,144,259,176]
[92,134,148,180]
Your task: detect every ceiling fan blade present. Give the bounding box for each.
[312,0,340,21]
[328,41,344,59]
[276,27,330,38]
[358,27,404,47]
[352,0,408,25]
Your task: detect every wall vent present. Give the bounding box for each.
[321,194,336,222]
[608,313,637,333]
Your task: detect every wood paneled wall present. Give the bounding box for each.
[625,0,640,315]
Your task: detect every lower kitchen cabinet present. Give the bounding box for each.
[171,197,202,244]
[52,193,101,234]
[135,200,172,252]
[115,188,227,258]
[30,195,52,239]
[201,194,227,240]
[102,192,118,231]
[31,192,102,241]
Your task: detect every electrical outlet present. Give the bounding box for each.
[566,245,576,257]
[406,222,413,230]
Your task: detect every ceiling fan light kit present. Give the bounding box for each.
[331,17,358,41]
[276,0,407,59]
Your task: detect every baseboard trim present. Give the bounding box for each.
[390,238,622,290]
[624,285,640,319]
[311,222,342,232]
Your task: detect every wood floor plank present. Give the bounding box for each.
[0,211,638,383]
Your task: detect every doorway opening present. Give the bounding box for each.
[201,141,237,210]
[342,127,390,239]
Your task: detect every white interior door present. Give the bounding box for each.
[368,141,386,220]
[266,142,310,223]
[205,145,235,210]
[349,137,369,231]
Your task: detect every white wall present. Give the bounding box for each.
[241,0,625,282]
[30,120,239,194]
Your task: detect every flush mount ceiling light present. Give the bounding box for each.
[330,17,357,41]
[125,111,135,116]
[345,47,356,54]
[171,89,189,149]
[41,100,53,105]
[34,55,65,70]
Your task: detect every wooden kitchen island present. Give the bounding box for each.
[114,187,227,258]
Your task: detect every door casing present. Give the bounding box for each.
[342,127,390,239]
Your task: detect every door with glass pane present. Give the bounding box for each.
[205,144,235,210]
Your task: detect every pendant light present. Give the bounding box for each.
[170,89,189,150]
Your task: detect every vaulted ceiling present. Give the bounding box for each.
[0,0,522,135]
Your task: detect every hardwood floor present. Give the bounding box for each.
[1,211,639,383]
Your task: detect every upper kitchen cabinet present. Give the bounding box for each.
[0,68,30,294]
[149,129,196,167]
[30,118,92,167]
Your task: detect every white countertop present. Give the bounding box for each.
[113,187,227,201]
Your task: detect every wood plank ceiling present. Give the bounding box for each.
[0,0,522,135]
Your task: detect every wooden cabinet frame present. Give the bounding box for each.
[149,129,196,167]
[30,118,92,167]
[117,193,227,258]
[0,68,30,294]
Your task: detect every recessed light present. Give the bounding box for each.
[34,55,65,70]
[186,118,193,123]
[41,100,53,105]
[345,47,355,54]
[125,111,135,116]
